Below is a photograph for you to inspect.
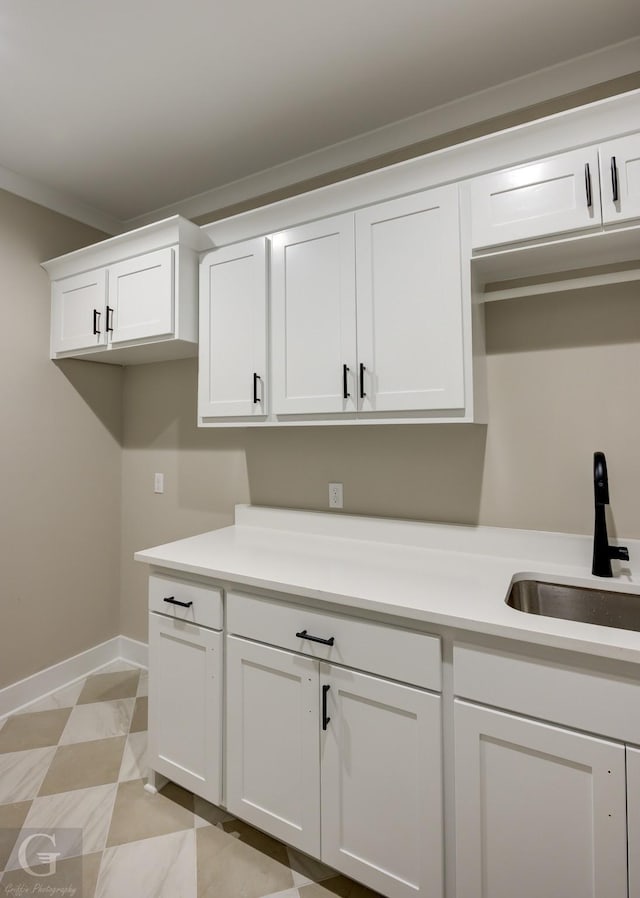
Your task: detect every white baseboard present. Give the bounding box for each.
[117,635,148,669]
[0,635,149,719]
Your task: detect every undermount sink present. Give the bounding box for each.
[507,580,640,632]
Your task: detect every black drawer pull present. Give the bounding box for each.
[163,596,193,609]
[253,372,261,404]
[359,362,366,399]
[611,156,619,203]
[296,629,335,646]
[585,162,592,209]
[342,364,350,399]
[322,684,331,730]
[92,309,101,335]
[106,305,114,333]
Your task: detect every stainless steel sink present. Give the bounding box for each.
[507,580,640,632]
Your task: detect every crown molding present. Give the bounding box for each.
[0,163,124,235]
[124,35,640,229]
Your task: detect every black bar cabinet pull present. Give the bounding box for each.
[611,156,619,202]
[92,309,101,335]
[342,364,350,399]
[106,306,114,333]
[253,372,261,404]
[322,684,331,730]
[295,629,335,647]
[163,596,193,609]
[359,363,366,399]
[585,163,592,209]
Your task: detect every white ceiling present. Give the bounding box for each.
[1,0,639,227]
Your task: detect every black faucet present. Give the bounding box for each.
[592,451,629,577]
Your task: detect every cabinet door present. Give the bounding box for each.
[199,239,268,419]
[148,613,222,804]
[600,133,640,225]
[356,186,464,412]
[225,636,320,855]
[628,747,640,898]
[271,215,357,415]
[470,146,601,249]
[321,664,443,898]
[454,700,627,898]
[108,247,174,344]
[51,268,107,354]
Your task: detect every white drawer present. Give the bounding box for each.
[454,641,640,744]
[227,590,441,691]
[149,574,222,630]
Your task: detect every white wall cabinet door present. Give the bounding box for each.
[356,186,464,413]
[225,636,321,855]
[199,239,268,419]
[271,215,357,415]
[148,613,222,804]
[108,247,174,344]
[470,146,602,249]
[628,747,640,898]
[321,664,443,898]
[454,700,627,898]
[600,133,640,226]
[51,268,107,354]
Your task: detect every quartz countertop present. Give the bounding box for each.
[134,505,640,664]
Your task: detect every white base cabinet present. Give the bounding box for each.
[148,613,222,805]
[454,700,628,898]
[225,623,443,898]
[225,636,321,854]
[321,664,442,898]
[628,747,640,898]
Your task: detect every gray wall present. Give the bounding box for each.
[4,76,640,673]
[0,189,124,689]
[119,280,640,642]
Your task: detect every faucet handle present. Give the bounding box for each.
[610,545,630,562]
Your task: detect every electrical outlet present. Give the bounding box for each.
[329,482,343,509]
[154,473,164,494]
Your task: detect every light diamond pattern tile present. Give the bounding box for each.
[59,699,134,745]
[96,829,197,898]
[0,663,370,896]
[0,746,57,804]
[8,783,117,866]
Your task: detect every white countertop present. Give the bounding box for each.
[134,504,640,664]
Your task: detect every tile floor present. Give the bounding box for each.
[0,662,383,898]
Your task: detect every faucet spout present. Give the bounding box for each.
[592,451,629,577]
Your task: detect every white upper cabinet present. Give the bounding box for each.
[268,186,467,420]
[470,146,602,250]
[199,238,268,421]
[43,215,210,365]
[356,186,464,412]
[600,133,640,226]
[51,268,107,354]
[107,247,174,345]
[271,215,357,416]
